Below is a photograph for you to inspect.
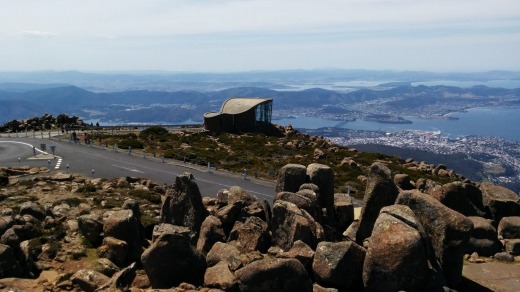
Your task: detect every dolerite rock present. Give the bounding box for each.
[97,236,128,267]
[356,163,399,245]
[204,261,238,291]
[207,242,244,269]
[96,262,138,292]
[229,216,270,253]
[0,216,14,236]
[276,164,307,193]
[93,258,120,277]
[196,215,226,254]
[102,209,143,264]
[70,269,110,292]
[363,205,429,292]
[494,251,515,262]
[480,182,520,224]
[0,244,23,278]
[271,200,324,251]
[498,216,520,239]
[275,191,320,222]
[428,181,485,217]
[151,223,191,243]
[307,163,335,225]
[312,240,365,290]
[216,201,245,235]
[122,199,141,220]
[276,240,315,276]
[161,173,208,237]
[504,239,520,255]
[235,258,312,292]
[396,190,473,287]
[466,216,501,256]
[333,193,354,232]
[394,173,414,190]
[237,199,272,229]
[78,214,103,247]
[19,201,46,221]
[141,232,206,288]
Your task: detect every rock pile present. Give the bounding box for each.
[0,162,519,291]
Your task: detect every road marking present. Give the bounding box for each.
[0,141,48,154]
[112,164,144,173]
[55,158,62,169]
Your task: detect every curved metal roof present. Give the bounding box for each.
[204,97,272,118]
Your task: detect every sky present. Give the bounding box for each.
[0,0,519,72]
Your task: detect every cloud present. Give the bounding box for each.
[16,30,57,38]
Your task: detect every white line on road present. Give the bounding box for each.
[112,164,145,173]
[0,140,48,154]
[55,158,62,169]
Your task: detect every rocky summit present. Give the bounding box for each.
[0,159,520,291]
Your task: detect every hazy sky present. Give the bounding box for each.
[1,0,519,72]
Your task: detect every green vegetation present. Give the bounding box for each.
[95,126,459,198]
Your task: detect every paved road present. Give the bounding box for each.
[0,135,276,201]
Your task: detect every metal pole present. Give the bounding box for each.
[128,146,132,155]
[162,155,165,163]
[91,169,95,178]
[208,162,211,172]
[66,164,70,173]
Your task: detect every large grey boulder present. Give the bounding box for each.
[307,163,335,225]
[274,191,320,222]
[235,258,312,292]
[196,215,226,254]
[396,190,473,287]
[498,216,520,239]
[428,181,486,217]
[229,216,270,253]
[467,216,501,256]
[480,182,520,224]
[204,261,238,291]
[276,240,315,276]
[356,162,399,244]
[312,240,365,290]
[271,200,324,251]
[276,164,307,193]
[102,209,143,265]
[78,214,103,247]
[160,173,208,237]
[97,236,128,268]
[141,232,206,288]
[19,201,46,221]
[363,205,429,292]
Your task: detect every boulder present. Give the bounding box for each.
[19,201,46,221]
[204,261,238,291]
[271,200,324,251]
[494,251,515,262]
[70,269,110,292]
[504,239,520,255]
[466,216,501,256]
[312,240,365,290]
[141,232,206,288]
[0,244,23,278]
[276,164,307,193]
[96,262,138,292]
[396,190,473,287]
[93,258,120,277]
[78,214,103,247]
[229,216,270,253]
[363,205,429,291]
[0,216,14,236]
[216,200,245,234]
[97,236,128,268]
[333,193,354,232]
[480,182,520,224]
[237,200,272,228]
[276,240,315,276]
[498,216,520,239]
[197,215,226,254]
[307,163,335,225]
[428,181,485,217]
[207,241,244,270]
[394,173,414,190]
[356,163,399,244]
[275,191,320,222]
[0,175,8,186]
[235,258,312,292]
[102,209,143,264]
[151,223,191,243]
[160,173,208,237]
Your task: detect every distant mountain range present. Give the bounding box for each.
[1,83,519,124]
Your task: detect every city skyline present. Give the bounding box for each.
[1,0,519,72]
